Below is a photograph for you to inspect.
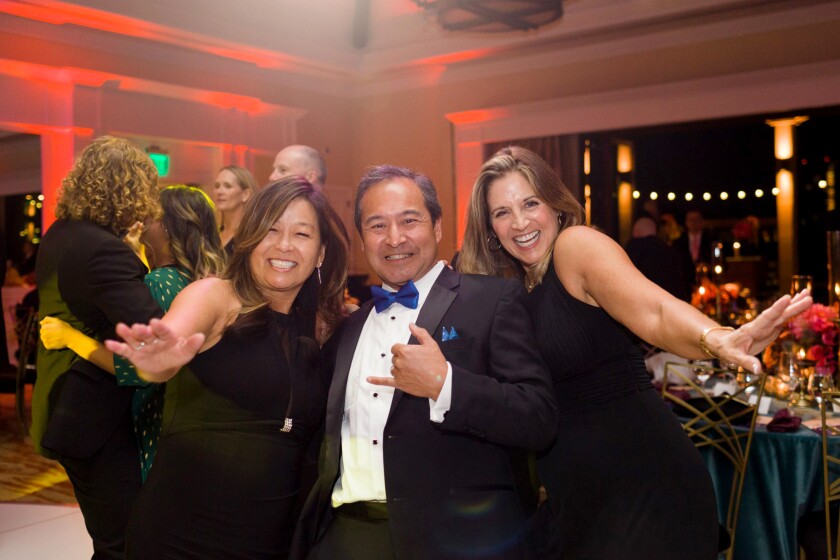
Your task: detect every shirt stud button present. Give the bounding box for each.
[373,393,379,398]
[373,439,379,445]
[380,353,386,358]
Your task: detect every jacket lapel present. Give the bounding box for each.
[388,267,460,416]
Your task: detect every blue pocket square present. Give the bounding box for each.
[441,327,459,341]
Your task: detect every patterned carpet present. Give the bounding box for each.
[0,386,76,505]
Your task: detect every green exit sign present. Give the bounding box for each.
[148,151,170,178]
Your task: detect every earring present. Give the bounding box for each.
[558,212,564,226]
[316,263,322,284]
[487,234,501,252]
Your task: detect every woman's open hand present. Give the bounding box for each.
[712,289,813,374]
[104,318,205,382]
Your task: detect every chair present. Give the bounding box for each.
[14,305,38,439]
[661,361,766,560]
[798,391,840,560]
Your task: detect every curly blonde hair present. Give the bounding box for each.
[56,136,160,235]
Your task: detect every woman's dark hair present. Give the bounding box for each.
[224,177,349,340]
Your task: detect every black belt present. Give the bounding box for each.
[334,501,389,520]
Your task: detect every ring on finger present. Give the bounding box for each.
[135,341,146,350]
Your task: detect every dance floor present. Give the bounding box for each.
[0,387,92,559]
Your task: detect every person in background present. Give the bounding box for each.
[106,178,349,559]
[674,208,712,286]
[16,239,38,283]
[270,145,327,191]
[658,212,683,245]
[34,136,163,559]
[40,185,227,482]
[293,165,556,560]
[214,165,258,254]
[457,145,812,559]
[625,216,690,302]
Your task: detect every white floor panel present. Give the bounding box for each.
[0,503,92,559]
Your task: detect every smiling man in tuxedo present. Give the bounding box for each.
[293,165,557,560]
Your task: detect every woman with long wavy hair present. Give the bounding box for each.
[41,185,227,482]
[105,177,349,559]
[458,146,811,559]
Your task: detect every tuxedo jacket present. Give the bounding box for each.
[32,219,163,459]
[293,267,558,560]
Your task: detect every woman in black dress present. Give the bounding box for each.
[458,146,811,559]
[107,178,349,559]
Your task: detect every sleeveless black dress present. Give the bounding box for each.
[126,310,326,559]
[527,265,718,559]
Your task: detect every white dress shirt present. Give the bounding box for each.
[331,261,453,506]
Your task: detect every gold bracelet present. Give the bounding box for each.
[699,326,735,358]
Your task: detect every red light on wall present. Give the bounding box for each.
[412,49,494,67]
[445,108,510,125]
[198,92,262,113]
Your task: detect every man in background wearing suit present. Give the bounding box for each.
[294,165,557,560]
[673,209,711,289]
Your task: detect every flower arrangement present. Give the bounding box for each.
[788,303,839,372]
[691,279,755,326]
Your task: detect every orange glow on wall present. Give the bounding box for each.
[198,92,262,113]
[0,59,269,115]
[618,181,633,245]
[767,116,809,160]
[616,143,633,173]
[445,108,511,125]
[0,121,92,137]
[412,48,495,67]
[0,0,297,71]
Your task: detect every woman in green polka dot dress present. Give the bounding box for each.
[40,185,226,481]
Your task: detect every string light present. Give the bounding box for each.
[819,180,828,188]
[628,187,779,201]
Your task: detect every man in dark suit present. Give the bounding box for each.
[625,217,690,301]
[33,136,163,559]
[293,165,557,560]
[673,209,712,287]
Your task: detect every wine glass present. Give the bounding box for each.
[692,360,714,388]
[778,351,800,395]
[808,366,835,407]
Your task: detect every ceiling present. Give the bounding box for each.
[3,0,837,96]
